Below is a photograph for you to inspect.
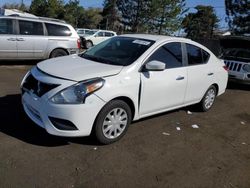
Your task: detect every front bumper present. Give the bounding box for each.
[22,91,106,137]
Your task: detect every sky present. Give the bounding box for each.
[0,0,228,28]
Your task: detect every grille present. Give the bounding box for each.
[22,74,59,97]
[224,60,242,72]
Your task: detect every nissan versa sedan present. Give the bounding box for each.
[21,34,228,144]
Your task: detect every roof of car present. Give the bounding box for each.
[1,15,69,26]
[122,34,192,43]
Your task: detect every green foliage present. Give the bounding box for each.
[225,0,250,35]
[81,8,103,29]
[147,0,186,34]
[100,0,121,31]
[182,5,219,39]
[117,0,186,34]
[29,0,65,18]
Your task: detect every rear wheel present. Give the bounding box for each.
[199,85,217,112]
[94,100,132,144]
[50,49,68,58]
[85,41,93,49]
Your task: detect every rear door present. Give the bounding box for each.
[93,31,106,45]
[184,43,214,104]
[0,18,17,59]
[17,19,48,59]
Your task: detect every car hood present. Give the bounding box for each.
[37,55,123,81]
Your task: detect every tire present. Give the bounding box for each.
[50,49,68,58]
[199,85,217,112]
[94,100,132,144]
[85,41,93,49]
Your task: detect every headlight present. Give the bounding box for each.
[50,78,105,104]
[242,64,250,72]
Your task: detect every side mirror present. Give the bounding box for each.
[145,60,165,71]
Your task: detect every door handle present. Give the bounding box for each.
[17,38,25,41]
[7,38,16,41]
[176,76,185,80]
[208,73,214,76]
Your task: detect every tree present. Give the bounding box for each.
[117,0,151,32]
[182,5,219,39]
[147,0,186,35]
[225,0,250,35]
[100,0,121,31]
[81,8,103,29]
[29,0,64,19]
[64,0,85,27]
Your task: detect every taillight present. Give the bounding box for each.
[223,65,229,71]
[77,39,81,49]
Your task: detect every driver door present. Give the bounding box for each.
[140,42,188,116]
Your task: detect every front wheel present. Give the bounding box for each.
[199,85,217,112]
[94,100,132,144]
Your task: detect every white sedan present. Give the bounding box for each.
[21,34,228,144]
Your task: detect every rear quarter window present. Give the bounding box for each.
[186,44,210,65]
[45,23,72,36]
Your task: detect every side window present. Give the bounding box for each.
[19,20,43,35]
[97,32,104,37]
[105,32,113,37]
[186,44,204,65]
[45,23,72,36]
[147,42,183,69]
[0,19,14,34]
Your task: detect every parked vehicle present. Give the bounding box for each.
[76,28,93,37]
[21,34,228,144]
[220,36,250,84]
[0,15,80,60]
[81,30,117,48]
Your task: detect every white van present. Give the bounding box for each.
[0,15,80,60]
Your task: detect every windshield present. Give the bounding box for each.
[80,36,154,66]
[85,30,96,35]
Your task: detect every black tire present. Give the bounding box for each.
[50,49,68,58]
[198,85,217,112]
[85,40,93,49]
[94,100,132,144]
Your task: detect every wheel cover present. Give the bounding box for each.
[86,42,92,48]
[102,108,128,139]
[204,89,215,109]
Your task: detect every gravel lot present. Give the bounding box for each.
[0,63,249,188]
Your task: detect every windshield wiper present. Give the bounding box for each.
[81,54,118,65]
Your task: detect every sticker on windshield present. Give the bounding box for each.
[132,40,151,45]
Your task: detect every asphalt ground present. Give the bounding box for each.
[0,62,249,188]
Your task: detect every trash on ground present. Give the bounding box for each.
[191,124,199,129]
[240,121,246,125]
[176,127,181,131]
[242,142,246,145]
[93,147,98,150]
[162,132,170,136]
[187,111,193,115]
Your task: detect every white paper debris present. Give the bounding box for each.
[176,127,181,131]
[93,147,97,150]
[162,132,170,136]
[187,111,192,115]
[241,121,246,125]
[242,142,246,145]
[191,124,199,129]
